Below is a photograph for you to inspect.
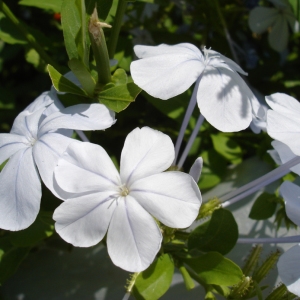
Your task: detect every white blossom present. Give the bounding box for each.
[130,43,256,132]
[266,93,300,156]
[0,92,115,231]
[53,127,202,272]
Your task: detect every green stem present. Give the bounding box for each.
[107,0,127,59]
[0,1,62,72]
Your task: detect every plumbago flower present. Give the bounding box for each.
[0,91,115,231]
[267,93,300,156]
[53,127,202,272]
[130,43,256,132]
[278,181,300,296]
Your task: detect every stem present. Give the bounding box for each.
[173,77,201,166]
[213,0,240,64]
[177,114,205,169]
[75,130,89,142]
[122,293,130,300]
[107,0,127,59]
[237,235,300,244]
[221,156,300,207]
[0,2,62,72]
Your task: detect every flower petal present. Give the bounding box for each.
[266,93,300,116]
[197,66,252,132]
[38,103,115,136]
[0,147,41,230]
[267,109,300,156]
[0,134,28,165]
[277,244,300,297]
[268,14,289,52]
[189,157,203,183]
[54,141,120,195]
[107,195,162,272]
[130,171,201,228]
[120,127,174,186]
[279,181,300,227]
[24,92,54,113]
[53,192,117,247]
[131,43,205,100]
[33,133,77,199]
[248,7,278,34]
[271,141,300,175]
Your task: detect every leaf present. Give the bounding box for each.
[10,211,55,247]
[188,208,238,255]
[68,59,96,96]
[132,254,174,300]
[184,252,243,286]
[249,192,278,220]
[85,0,113,20]
[98,82,141,112]
[111,68,127,85]
[211,134,242,164]
[47,64,89,97]
[61,0,81,60]
[19,0,63,12]
[0,12,27,44]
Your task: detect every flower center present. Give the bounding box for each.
[118,184,130,197]
[26,137,37,147]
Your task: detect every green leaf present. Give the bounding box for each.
[0,12,27,44]
[98,80,141,112]
[111,68,127,85]
[132,254,174,300]
[19,0,63,12]
[85,0,113,20]
[47,64,89,97]
[68,58,96,96]
[61,0,81,60]
[184,252,243,286]
[211,134,242,164]
[188,208,238,255]
[10,211,54,247]
[249,192,278,220]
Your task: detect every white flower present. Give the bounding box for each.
[249,91,268,134]
[130,43,256,132]
[53,127,202,272]
[266,93,300,156]
[248,0,298,52]
[268,140,300,175]
[0,92,115,231]
[277,244,300,297]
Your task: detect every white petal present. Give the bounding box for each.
[267,110,300,156]
[197,66,252,132]
[265,93,300,116]
[54,142,120,195]
[278,244,300,296]
[107,195,162,272]
[131,43,205,100]
[189,157,203,183]
[120,127,174,186]
[53,192,117,247]
[248,7,278,34]
[24,92,54,113]
[130,171,201,228]
[0,134,28,165]
[0,147,41,231]
[268,14,289,52]
[38,104,115,136]
[33,133,77,198]
[280,181,300,227]
[271,140,300,175]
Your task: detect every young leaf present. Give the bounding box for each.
[188,208,238,255]
[48,64,89,97]
[10,211,54,247]
[68,59,96,96]
[98,82,141,112]
[249,192,278,220]
[85,0,113,20]
[132,254,174,300]
[184,252,243,286]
